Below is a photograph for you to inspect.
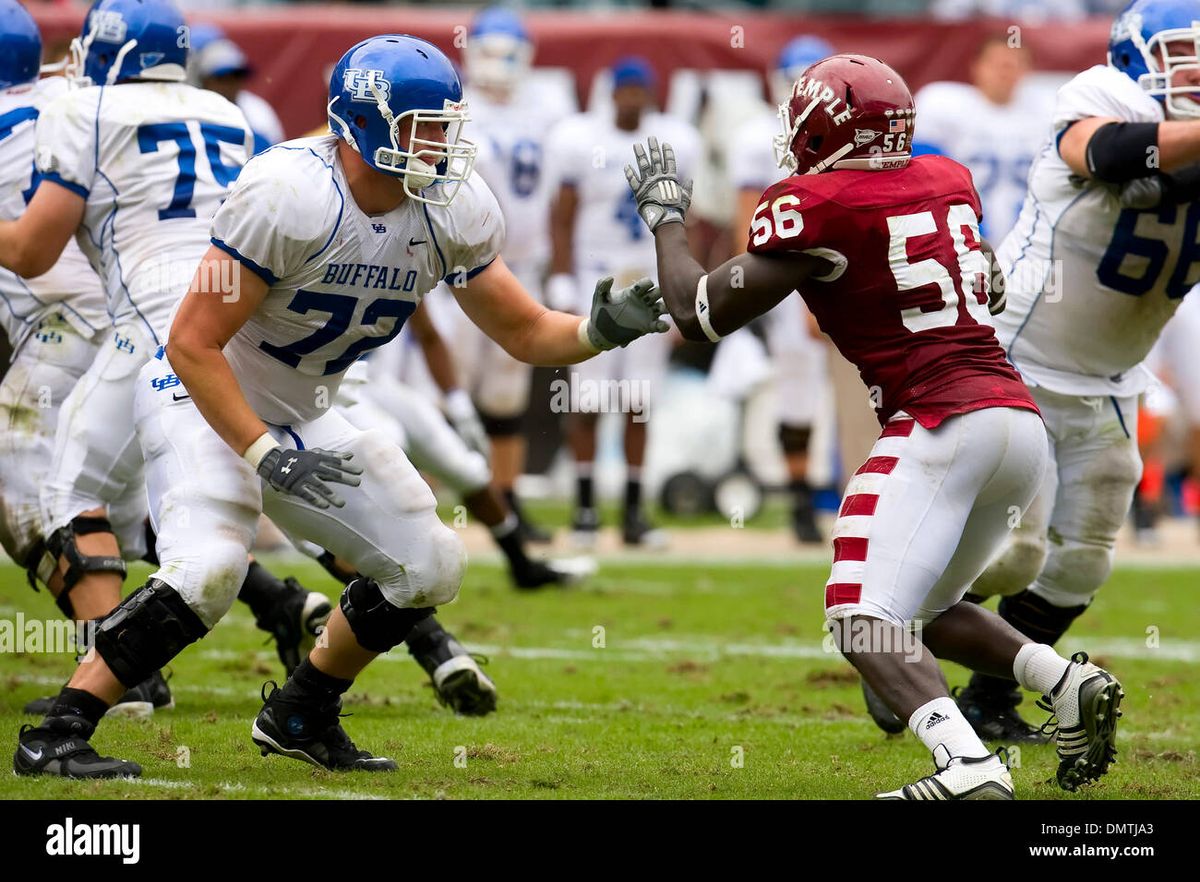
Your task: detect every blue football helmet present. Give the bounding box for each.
[1110,0,1200,119]
[68,0,188,88]
[771,35,835,105]
[463,7,533,94]
[0,0,41,90]
[328,34,476,207]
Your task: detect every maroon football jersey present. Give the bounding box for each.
[748,154,1037,429]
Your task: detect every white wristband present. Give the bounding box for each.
[577,317,602,354]
[242,431,279,468]
[444,388,474,420]
[695,274,722,343]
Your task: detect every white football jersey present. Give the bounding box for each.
[994,65,1192,397]
[0,79,106,350]
[210,135,505,425]
[35,81,253,343]
[469,81,573,270]
[914,80,1053,242]
[729,107,783,195]
[547,111,701,280]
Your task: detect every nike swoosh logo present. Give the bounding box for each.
[172,392,191,402]
[20,744,43,762]
[409,238,427,247]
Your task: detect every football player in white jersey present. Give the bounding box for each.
[952,0,1200,741]
[0,1,106,579]
[547,56,701,548]
[189,24,284,156]
[443,6,574,543]
[0,0,329,714]
[913,35,1052,243]
[12,34,665,778]
[729,35,833,544]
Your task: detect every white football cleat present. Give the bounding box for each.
[1038,651,1124,792]
[877,745,1014,800]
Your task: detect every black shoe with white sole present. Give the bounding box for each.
[954,681,1048,745]
[14,715,141,779]
[860,679,906,734]
[255,579,332,677]
[251,682,396,772]
[24,669,174,719]
[406,616,497,716]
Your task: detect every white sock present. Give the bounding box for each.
[1013,643,1071,695]
[908,697,990,766]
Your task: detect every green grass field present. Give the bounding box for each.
[1,555,1197,800]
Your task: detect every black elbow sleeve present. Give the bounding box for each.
[1085,122,1160,183]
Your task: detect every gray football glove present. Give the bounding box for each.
[583,276,668,351]
[624,136,694,233]
[257,446,363,509]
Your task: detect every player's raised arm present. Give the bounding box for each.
[625,137,819,342]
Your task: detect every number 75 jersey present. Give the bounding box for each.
[35,81,253,341]
[747,154,1037,429]
[994,64,1192,398]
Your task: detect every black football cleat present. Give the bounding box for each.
[256,578,332,677]
[861,679,906,734]
[406,617,497,716]
[251,682,396,772]
[24,669,174,719]
[953,682,1049,745]
[14,716,141,779]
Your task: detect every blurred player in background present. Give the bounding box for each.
[0,0,325,717]
[448,6,574,544]
[548,56,701,548]
[189,23,283,155]
[956,0,1199,741]
[730,35,833,544]
[913,34,1050,242]
[626,55,1124,799]
[1150,294,1200,537]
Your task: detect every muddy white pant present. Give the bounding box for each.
[824,406,1049,629]
[135,354,467,628]
[37,322,155,561]
[0,316,100,563]
[971,387,1142,607]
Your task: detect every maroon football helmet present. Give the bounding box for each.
[772,54,915,175]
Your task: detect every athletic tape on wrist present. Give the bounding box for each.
[243,432,279,468]
[695,275,722,343]
[577,317,603,354]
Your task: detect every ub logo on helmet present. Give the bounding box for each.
[1108,0,1200,120]
[90,10,128,43]
[328,34,477,207]
[344,68,391,103]
[68,0,189,88]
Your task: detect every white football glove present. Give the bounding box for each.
[444,389,491,460]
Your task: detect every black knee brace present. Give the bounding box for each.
[317,551,358,586]
[777,423,812,454]
[998,590,1089,648]
[94,579,209,688]
[40,516,128,617]
[478,409,522,437]
[339,578,434,653]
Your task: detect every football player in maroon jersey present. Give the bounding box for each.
[625,55,1125,799]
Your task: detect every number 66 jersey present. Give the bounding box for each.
[747,153,1037,429]
[211,135,504,426]
[993,64,1191,398]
